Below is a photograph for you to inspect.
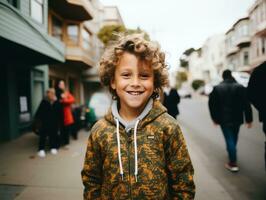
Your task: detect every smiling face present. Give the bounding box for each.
[111,52,154,119]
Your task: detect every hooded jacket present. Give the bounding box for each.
[81,100,195,200]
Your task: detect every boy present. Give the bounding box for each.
[34,88,61,157]
[81,34,195,199]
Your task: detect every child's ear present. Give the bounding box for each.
[111,79,116,90]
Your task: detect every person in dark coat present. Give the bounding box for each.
[163,86,180,118]
[34,88,62,157]
[208,69,253,172]
[247,61,266,170]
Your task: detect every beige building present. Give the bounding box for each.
[249,0,266,68]
[81,2,125,102]
[103,6,124,26]
[225,17,251,72]
[48,0,95,105]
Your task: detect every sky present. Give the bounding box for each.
[100,0,254,70]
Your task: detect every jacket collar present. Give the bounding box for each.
[105,99,167,128]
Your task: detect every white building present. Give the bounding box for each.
[225,17,251,72]
[249,0,266,68]
[187,34,225,85]
[103,6,124,26]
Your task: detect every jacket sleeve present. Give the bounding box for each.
[247,68,263,111]
[81,130,102,200]
[61,92,75,105]
[34,100,45,120]
[208,88,220,123]
[174,90,180,104]
[165,125,195,199]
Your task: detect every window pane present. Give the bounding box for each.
[7,0,18,8]
[67,24,79,44]
[52,16,63,41]
[243,51,249,65]
[82,29,91,50]
[31,0,43,24]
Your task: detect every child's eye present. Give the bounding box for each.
[140,74,150,79]
[121,73,131,78]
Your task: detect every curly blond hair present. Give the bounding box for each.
[99,33,169,99]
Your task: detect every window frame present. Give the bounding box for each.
[30,0,44,24]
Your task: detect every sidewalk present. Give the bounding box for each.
[181,125,233,200]
[0,127,233,200]
[0,131,89,200]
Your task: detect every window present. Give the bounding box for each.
[262,37,266,54]
[7,0,19,8]
[30,0,44,24]
[82,29,91,50]
[243,51,249,65]
[52,15,63,41]
[67,24,79,45]
[69,77,76,97]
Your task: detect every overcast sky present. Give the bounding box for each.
[100,0,254,69]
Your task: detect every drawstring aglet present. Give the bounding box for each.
[135,175,138,182]
[121,174,124,181]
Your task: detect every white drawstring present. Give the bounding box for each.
[115,118,140,182]
[134,119,140,182]
[115,118,124,180]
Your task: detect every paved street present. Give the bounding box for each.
[0,96,265,200]
[179,97,266,200]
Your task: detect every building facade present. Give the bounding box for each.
[102,6,124,26]
[186,34,225,85]
[48,0,95,105]
[0,0,65,141]
[249,0,266,68]
[225,17,251,72]
[82,3,125,103]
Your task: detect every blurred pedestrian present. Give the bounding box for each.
[34,88,61,158]
[85,102,97,130]
[208,69,253,172]
[81,34,195,199]
[163,85,180,118]
[57,80,75,146]
[247,61,266,170]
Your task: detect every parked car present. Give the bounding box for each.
[232,71,250,87]
[178,88,192,98]
[89,92,111,120]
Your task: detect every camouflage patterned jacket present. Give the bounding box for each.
[81,100,195,199]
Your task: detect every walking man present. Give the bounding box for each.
[208,69,253,172]
[247,61,266,170]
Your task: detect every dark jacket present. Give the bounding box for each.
[81,100,195,200]
[208,79,253,125]
[247,61,266,122]
[35,98,62,131]
[163,89,180,117]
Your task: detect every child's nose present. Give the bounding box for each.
[131,76,140,86]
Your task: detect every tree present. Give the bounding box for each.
[183,48,195,56]
[176,71,188,89]
[179,58,189,68]
[97,25,150,47]
[97,25,126,46]
[191,79,205,91]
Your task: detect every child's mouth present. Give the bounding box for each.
[127,91,144,96]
